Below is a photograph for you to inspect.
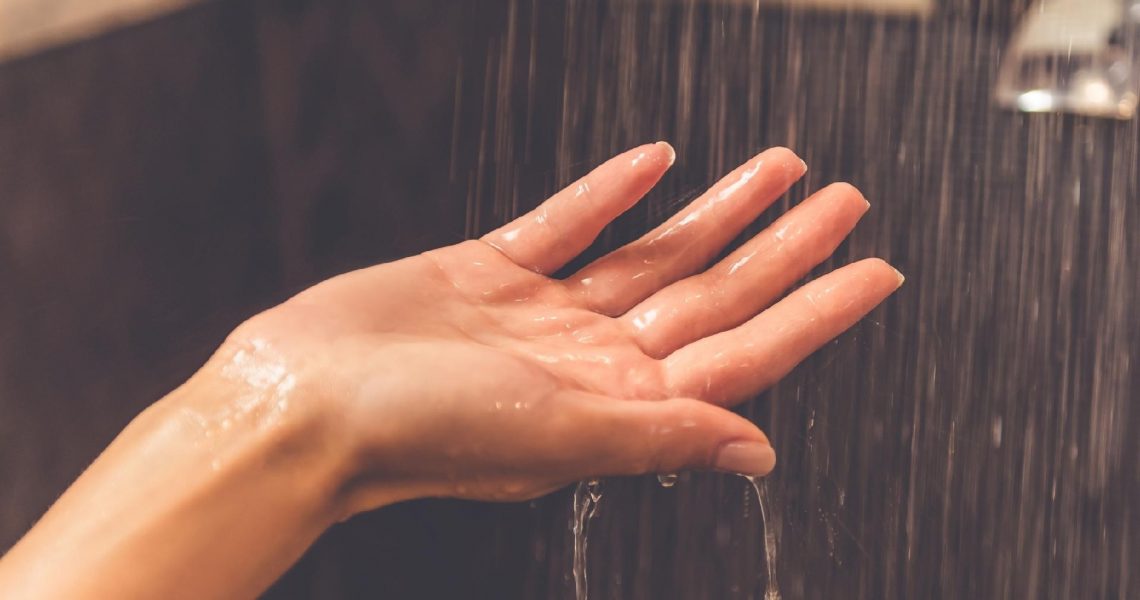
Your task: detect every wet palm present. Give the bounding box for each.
[224,142,902,513]
[0,142,904,600]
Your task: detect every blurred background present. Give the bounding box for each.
[1,0,1137,598]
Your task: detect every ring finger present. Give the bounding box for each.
[622,182,871,357]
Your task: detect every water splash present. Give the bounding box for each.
[570,479,603,600]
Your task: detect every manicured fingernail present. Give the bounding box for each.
[715,442,776,476]
[893,267,906,287]
[656,141,676,166]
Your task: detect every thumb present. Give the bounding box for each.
[568,395,777,478]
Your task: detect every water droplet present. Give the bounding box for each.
[657,473,678,487]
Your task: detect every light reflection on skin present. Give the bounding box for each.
[572,330,597,343]
[532,352,615,367]
[215,340,297,431]
[771,222,793,241]
[727,252,754,276]
[165,339,303,473]
[659,159,764,236]
[631,308,660,331]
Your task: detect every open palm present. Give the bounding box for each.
[226,142,901,513]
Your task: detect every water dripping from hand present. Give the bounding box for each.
[570,479,602,600]
[744,475,781,600]
[570,475,777,599]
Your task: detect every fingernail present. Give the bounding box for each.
[893,267,906,287]
[714,441,776,476]
[656,141,676,166]
[799,158,808,174]
[845,184,870,211]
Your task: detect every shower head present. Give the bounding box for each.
[995,0,1140,119]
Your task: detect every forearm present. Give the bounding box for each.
[0,368,348,600]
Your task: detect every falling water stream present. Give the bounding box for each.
[744,476,781,600]
[570,480,603,600]
[572,475,780,600]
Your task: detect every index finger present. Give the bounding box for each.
[481,142,675,275]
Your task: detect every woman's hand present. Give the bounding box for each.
[0,143,902,600]
[206,142,901,515]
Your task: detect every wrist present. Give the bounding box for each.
[167,340,358,524]
[0,346,357,600]
[197,327,425,519]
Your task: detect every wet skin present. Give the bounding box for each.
[0,143,902,599]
